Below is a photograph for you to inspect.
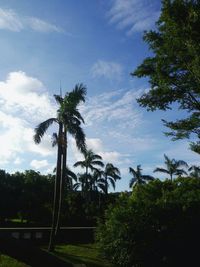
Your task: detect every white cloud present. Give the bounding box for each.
[0,71,56,167]
[91,60,123,80]
[108,0,160,35]
[87,138,121,164]
[69,137,122,166]
[0,7,63,33]
[30,159,49,169]
[0,71,56,122]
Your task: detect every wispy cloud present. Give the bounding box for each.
[107,0,160,35]
[0,7,63,33]
[91,60,123,80]
[81,89,143,129]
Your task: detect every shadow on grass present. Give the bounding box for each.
[0,237,72,267]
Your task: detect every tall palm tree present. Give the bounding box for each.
[153,154,188,181]
[188,165,200,178]
[34,84,86,251]
[129,165,154,188]
[102,163,121,194]
[74,149,104,192]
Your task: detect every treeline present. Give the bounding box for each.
[0,169,119,226]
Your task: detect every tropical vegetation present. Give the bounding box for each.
[129,165,154,188]
[153,154,188,181]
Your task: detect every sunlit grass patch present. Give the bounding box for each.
[53,243,113,267]
[0,254,29,267]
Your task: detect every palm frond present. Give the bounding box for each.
[74,161,85,168]
[91,160,104,167]
[142,175,154,181]
[34,118,57,144]
[129,167,137,177]
[69,123,86,153]
[108,177,116,190]
[52,132,58,147]
[70,83,87,104]
[73,183,80,191]
[54,94,63,105]
[176,160,188,168]
[129,177,137,188]
[66,167,77,182]
[153,167,169,174]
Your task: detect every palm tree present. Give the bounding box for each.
[153,154,188,181]
[102,163,121,194]
[34,84,86,251]
[129,165,154,188]
[188,165,200,178]
[74,149,104,192]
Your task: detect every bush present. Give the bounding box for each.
[96,178,200,267]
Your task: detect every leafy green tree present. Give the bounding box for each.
[188,165,200,179]
[34,84,86,251]
[74,149,104,192]
[97,178,200,266]
[20,170,52,224]
[129,165,154,188]
[133,0,200,153]
[102,163,121,194]
[154,154,188,181]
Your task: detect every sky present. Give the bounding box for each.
[0,0,199,192]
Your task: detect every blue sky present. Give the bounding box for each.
[0,0,199,191]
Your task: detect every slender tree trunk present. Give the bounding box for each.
[48,122,63,252]
[170,173,173,182]
[55,127,67,235]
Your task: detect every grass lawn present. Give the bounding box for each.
[53,243,113,267]
[0,254,30,267]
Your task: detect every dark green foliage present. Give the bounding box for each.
[133,0,200,153]
[0,169,119,227]
[0,169,53,225]
[96,178,200,266]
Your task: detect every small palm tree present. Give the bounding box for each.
[74,149,104,192]
[34,84,86,251]
[154,154,188,181]
[103,163,121,194]
[129,165,154,188]
[188,165,200,178]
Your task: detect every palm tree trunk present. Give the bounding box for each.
[48,122,63,252]
[55,127,67,235]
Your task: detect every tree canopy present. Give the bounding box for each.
[133,0,200,154]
